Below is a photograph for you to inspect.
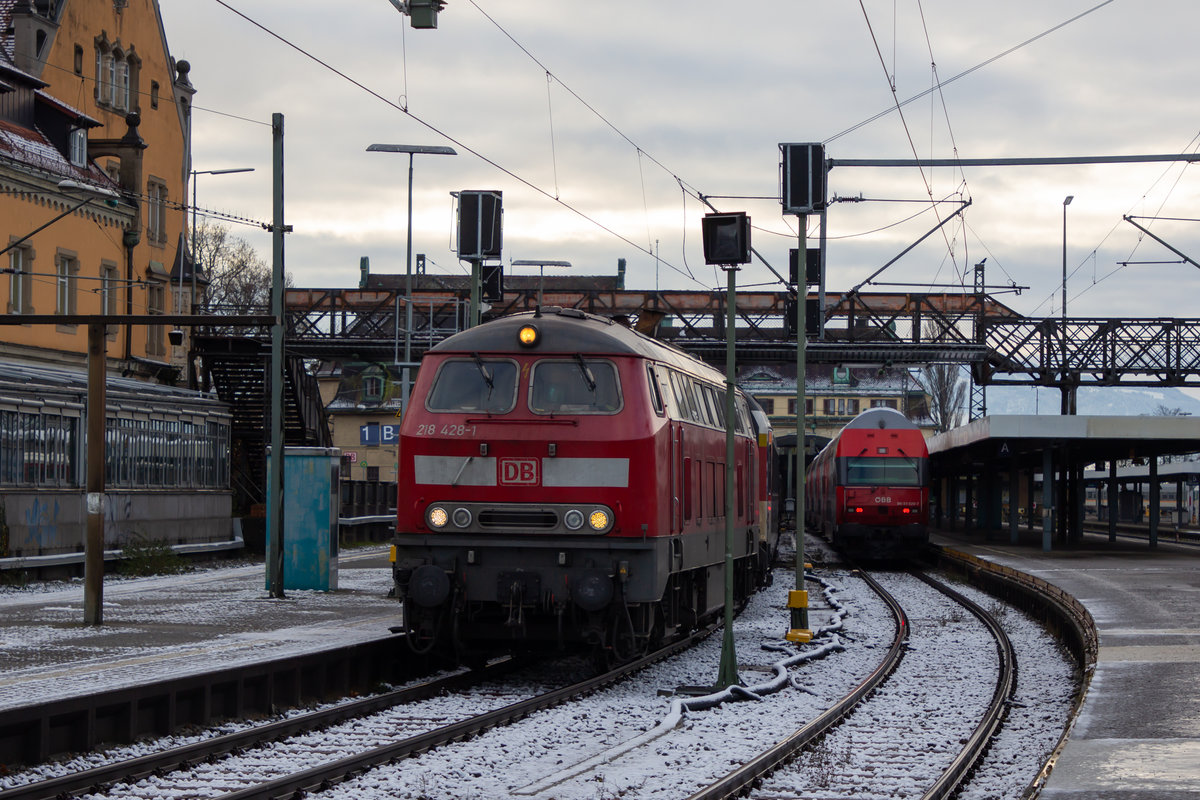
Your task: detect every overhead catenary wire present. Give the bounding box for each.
[205,0,1139,303]
[210,0,707,288]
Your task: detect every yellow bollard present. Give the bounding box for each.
[785,589,812,643]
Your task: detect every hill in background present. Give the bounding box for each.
[980,385,1200,417]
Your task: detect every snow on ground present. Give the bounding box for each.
[0,541,1077,799]
[0,549,397,711]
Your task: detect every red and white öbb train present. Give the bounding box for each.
[805,406,929,558]
[391,308,779,663]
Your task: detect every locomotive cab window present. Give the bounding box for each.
[529,358,622,414]
[426,358,519,414]
[840,456,925,486]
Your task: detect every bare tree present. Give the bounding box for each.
[913,363,967,432]
[194,220,291,313]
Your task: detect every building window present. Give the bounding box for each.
[94,41,139,112]
[7,246,33,314]
[105,53,116,105]
[68,128,88,166]
[74,44,84,75]
[363,374,384,401]
[100,262,119,315]
[115,60,129,111]
[871,398,898,409]
[146,179,167,245]
[823,398,836,416]
[150,80,159,109]
[147,281,165,355]
[55,253,79,315]
[805,397,814,415]
[755,397,774,415]
[366,465,380,482]
[95,46,104,100]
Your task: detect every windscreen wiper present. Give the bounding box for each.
[574,353,597,393]
[471,352,494,391]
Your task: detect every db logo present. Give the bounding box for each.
[874,496,892,504]
[500,458,539,486]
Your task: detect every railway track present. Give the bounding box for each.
[1,552,1085,800]
[688,568,1017,800]
[0,626,716,800]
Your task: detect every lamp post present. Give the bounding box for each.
[366,144,457,419]
[188,167,255,310]
[174,168,254,353]
[1061,195,1073,415]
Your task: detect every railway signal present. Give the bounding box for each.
[702,210,752,689]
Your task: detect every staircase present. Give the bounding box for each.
[195,335,331,514]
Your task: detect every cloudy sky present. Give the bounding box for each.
[158,0,1200,320]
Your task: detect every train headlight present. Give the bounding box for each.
[564,509,585,530]
[588,509,610,531]
[452,507,473,528]
[517,324,540,348]
[428,506,449,528]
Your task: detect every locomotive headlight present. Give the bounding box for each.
[428,506,449,528]
[588,509,610,531]
[452,507,473,528]
[517,324,540,348]
[564,509,585,530]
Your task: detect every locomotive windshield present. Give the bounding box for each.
[426,358,518,413]
[841,456,924,486]
[529,358,621,414]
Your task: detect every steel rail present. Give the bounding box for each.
[205,624,721,800]
[913,571,1018,800]
[0,658,523,800]
[687,568,1016,800]
[684,569,910,800]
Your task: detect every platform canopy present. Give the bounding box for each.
[929,415,1200,468]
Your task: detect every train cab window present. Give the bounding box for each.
[529,358,622,414]
[841,456,924,486]
[426,358,518,414]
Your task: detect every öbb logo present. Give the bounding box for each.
[500,458,539,486]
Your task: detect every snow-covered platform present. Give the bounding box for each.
[931,527,1200,798]
[0,548,398,713]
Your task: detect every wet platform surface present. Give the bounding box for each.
[0,547,397,712]
[932,527,1200,798]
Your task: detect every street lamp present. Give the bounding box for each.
[174,168,255,348]
[366,144,457,417]
[188,168,255,308]
[1061,195,1073,414]
[2,180,120,259]
[1062,195,1073,325]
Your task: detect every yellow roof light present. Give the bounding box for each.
[517,324,540,348]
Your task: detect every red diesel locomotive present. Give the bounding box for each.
[390,307,778,663]
[805,406,929,558]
